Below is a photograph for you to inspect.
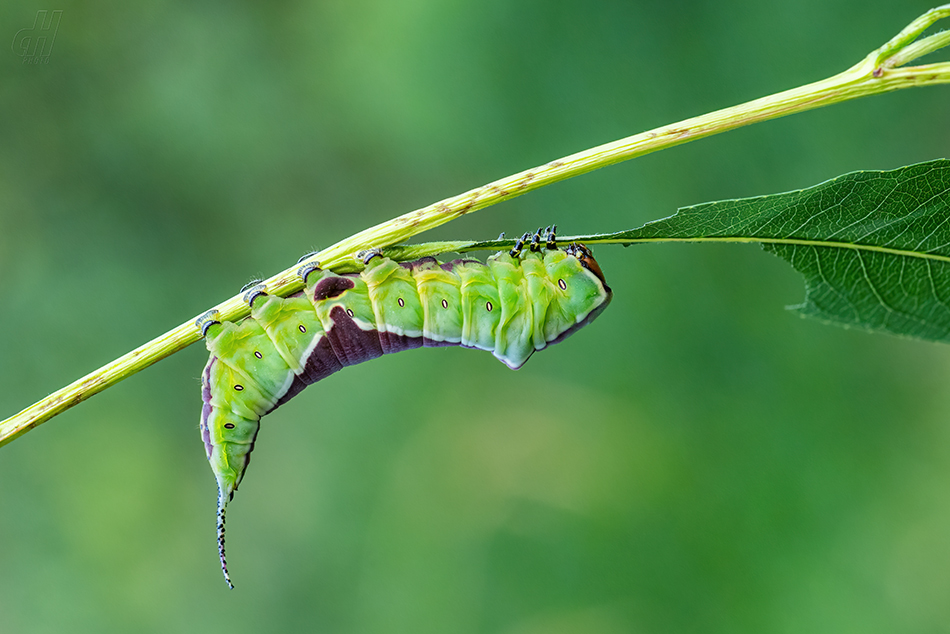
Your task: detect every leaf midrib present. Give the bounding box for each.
[577,235,950,264]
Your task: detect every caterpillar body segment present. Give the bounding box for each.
[199,239,611,586]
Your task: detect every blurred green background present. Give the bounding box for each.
[2,1,950,632]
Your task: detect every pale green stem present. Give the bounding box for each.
[876,5,950,65]
[3,6,950,447]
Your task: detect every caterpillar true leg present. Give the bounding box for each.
[509,232,532,257]
[529,228,544,252]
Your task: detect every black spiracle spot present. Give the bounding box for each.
[398,297,405,307]
[234,384,244,391]
[558,279,567,290]
[254,351,263,359]
[486,301,493,312]
[346,308,354,317]
[224,423,235,429]
[441,299,448,309]
[299,324,307,333]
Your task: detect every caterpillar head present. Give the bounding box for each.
[565,243,609,290]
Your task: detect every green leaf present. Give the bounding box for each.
[616,159,950,342]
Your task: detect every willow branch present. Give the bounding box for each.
[3,5,950,446]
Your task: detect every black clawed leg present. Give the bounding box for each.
[509,232,531,257]
[529,227,543,252]
[297,251,319,264]
[497,231,506,240]
[546,224,558,250]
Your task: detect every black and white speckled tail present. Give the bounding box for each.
[217,490,234,589]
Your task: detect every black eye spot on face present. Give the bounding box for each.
[234,384,244,391]
[254,351,263,359]
[299,324,307,333]
[486,301,493,312]
[346,308,354,317]
[558,279,567,290]
[441,299,448,309]
[398,297,405,307]
[224,423,235,429]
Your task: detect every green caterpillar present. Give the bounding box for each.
[197,230,611,587]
